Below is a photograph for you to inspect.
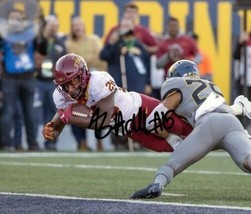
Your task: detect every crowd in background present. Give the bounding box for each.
[0,1,239,152]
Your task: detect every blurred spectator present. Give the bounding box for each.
[190,32,213,81]
[100,17,151,151]
[149,33,165,100]
[65,16,105,151]
[233,31,251,97]
[12,101,23,151]
[0,64,3,150]
[66,16,106,71]
[100,17,151,94]
[0,9,41,151]
[104,2,157,55]
[100,2,157,151]
[156,17,201,78]
[34,15,67,151]
[0,11,23,151]
[103,3,156,151]
[0,31,24,151]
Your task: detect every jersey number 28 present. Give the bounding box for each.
[186,79,223,105]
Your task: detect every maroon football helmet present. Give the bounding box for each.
[54,53,91,100]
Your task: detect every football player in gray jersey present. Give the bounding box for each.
[131,59,251,199]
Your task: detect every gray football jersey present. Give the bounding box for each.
[161,77,227,127]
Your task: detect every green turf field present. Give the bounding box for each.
[0,152,250,208]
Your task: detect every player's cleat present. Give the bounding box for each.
[130,183,162,199]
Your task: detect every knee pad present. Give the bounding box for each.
[243,154,251,173]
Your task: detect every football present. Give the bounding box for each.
[71,103,93,118]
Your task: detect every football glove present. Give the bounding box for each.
[234,95,251,119]
[42,122,55,141]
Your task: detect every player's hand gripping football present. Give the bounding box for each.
[42,122,58,141]
[234,95,251,119]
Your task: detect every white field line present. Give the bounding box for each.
[0,192,250,211]
[161,193,186,196]
[0,161,248,176]
[0,151,231,158]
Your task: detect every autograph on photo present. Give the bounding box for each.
[88,107,175,139]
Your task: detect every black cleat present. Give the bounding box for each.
[130,183,162,199]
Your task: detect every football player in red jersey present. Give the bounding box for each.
[42,53,193,152]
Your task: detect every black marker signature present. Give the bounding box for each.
[88,107,175,139]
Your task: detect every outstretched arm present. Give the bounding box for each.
[145,91,182,138]
[145,92,181,128]
[57,90,115,129]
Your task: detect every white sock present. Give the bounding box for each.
[154,165,174,188]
